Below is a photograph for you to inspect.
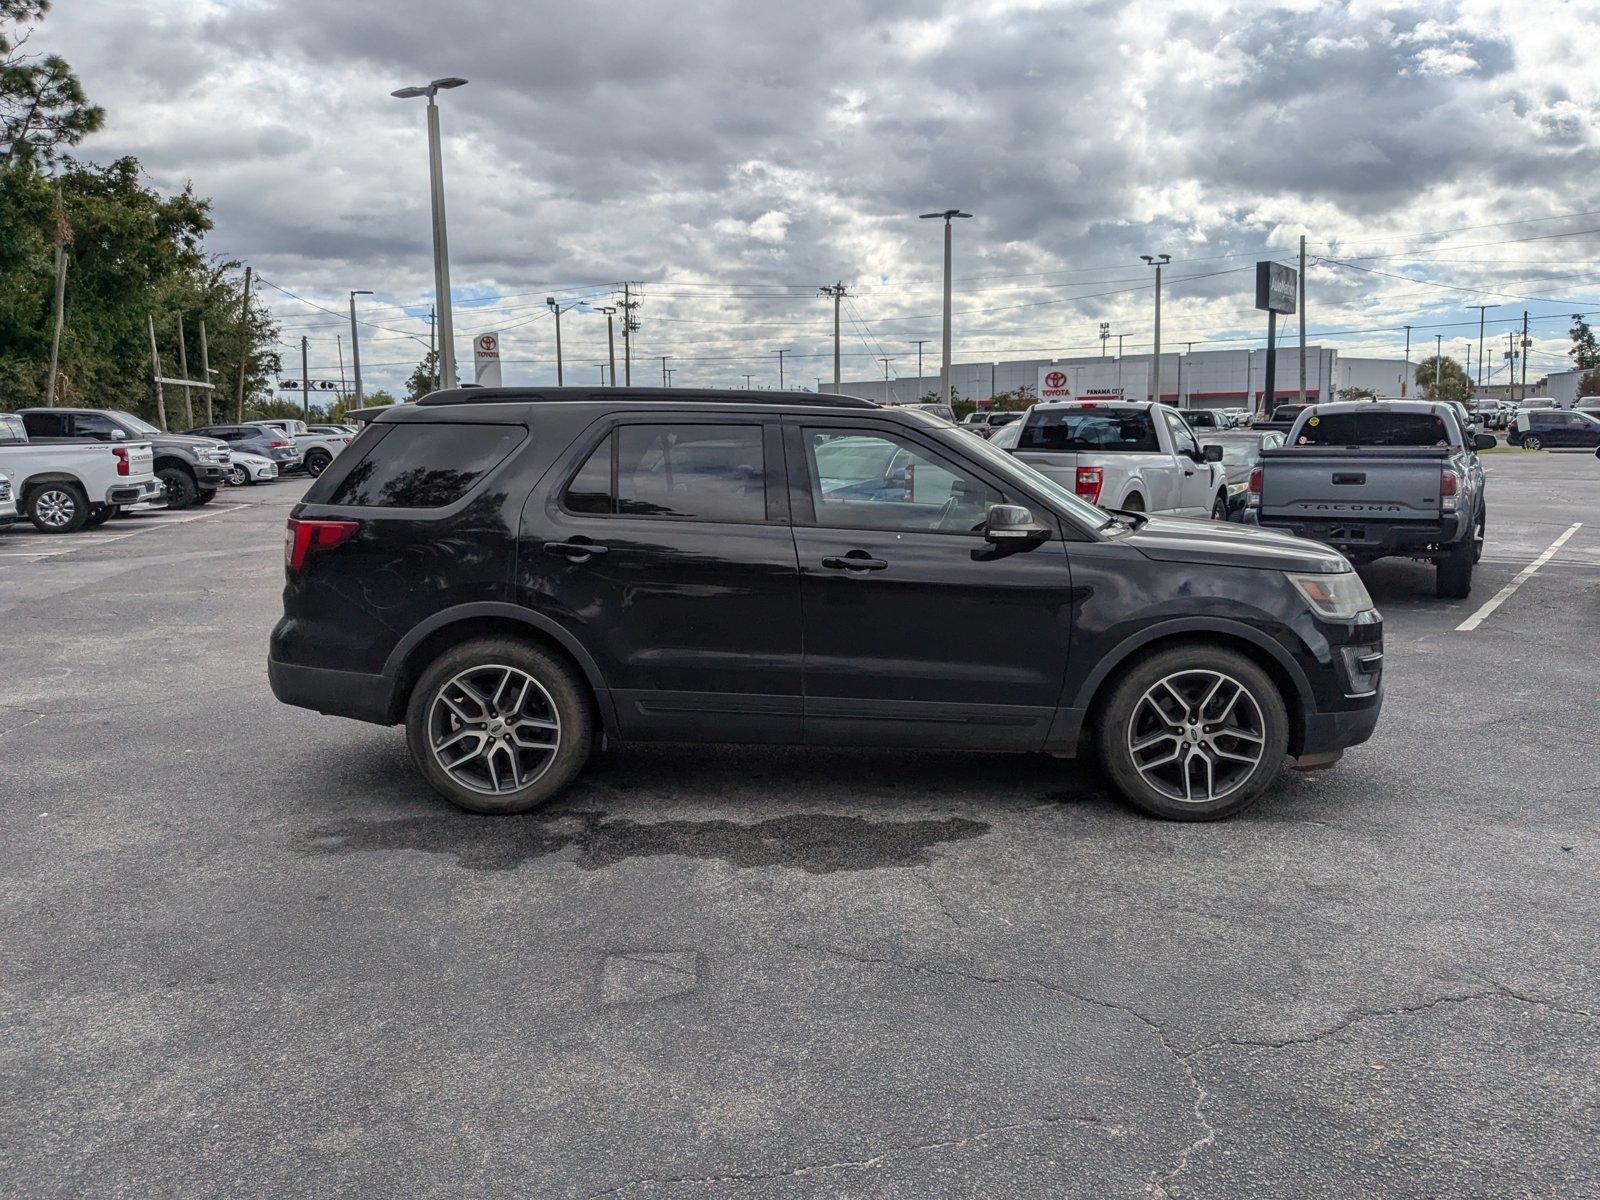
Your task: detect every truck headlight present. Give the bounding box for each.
[1286,570,1375,620]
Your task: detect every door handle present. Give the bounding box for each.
[544,540,609,560]
[821,555,887,572]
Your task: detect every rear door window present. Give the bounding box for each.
[1020,408,1159,452]
[22,412,67,437]
[325,423,524,508]
[561,424,768,523]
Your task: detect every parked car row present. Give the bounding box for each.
[0,409,352,533]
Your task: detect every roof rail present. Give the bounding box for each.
[414,386,879,410]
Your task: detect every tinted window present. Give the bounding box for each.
[22,412,67,437]
[1020,408,1159,452]
[564,435,614,514]
[328,423,523,508]
[1295,412,1451,447]
[613,424,765,522]
[71,412,124,439]
[806,429,1001,534]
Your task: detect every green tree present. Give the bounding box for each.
[1577,367,1600,398]
[1338,385,1379,401]
[1,2,105,170]
[1569,315,1600,370]
[404,349,440,402]
[1414,355,1471,402]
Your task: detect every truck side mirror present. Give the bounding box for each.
[1202,444,1224,462]
[1472,433,1496,452]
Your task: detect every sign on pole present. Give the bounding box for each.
[474,332,502,387]
[1038,367,1073,400]
[1255,261,1297,314]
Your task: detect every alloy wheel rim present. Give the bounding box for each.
[37,489,74,527]
[1127,669,1266,804]
[427,664,561,795]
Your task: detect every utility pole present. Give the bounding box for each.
[1469,304,1498,393]
[301,336,310,415]
[620,282,638,386]
[198,319,212,423]
[744,374,754,389]
[546,297,567,385]
[234,265,252,420]
[919,208,971,405]
[880,356,892,401]
[777,348,789,389]
[428,306,438,391]
[820,283,846,389]
[176,313,193,427]
[147,313,168,430]
[1297,234,1307,404]
[337,333,347,402]
[1521,311,1530,403]
[349,289,373,403]
[1433,334,1443,400]
[659,355,670,386]
[595,306,617,386]
[909,339,929,387]
[47,244,67,406]
[1506,330,1517,402]
[1141,253,1169,402]
[1402,324,1411,398]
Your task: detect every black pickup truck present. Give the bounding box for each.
[1249,400,1495,598]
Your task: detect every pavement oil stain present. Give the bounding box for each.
[293,809,990,873]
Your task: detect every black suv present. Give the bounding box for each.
[270,388,1384,821]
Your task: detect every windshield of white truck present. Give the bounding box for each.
[1019,409,1160,453]
[1295,411,1452,447]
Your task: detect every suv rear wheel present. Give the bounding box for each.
[404,637,593,814]
[1094,644,1288,820]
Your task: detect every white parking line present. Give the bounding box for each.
[1456,522,1584,633]
[0,505,248,559]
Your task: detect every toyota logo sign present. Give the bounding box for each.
[478,335,497,353]
[1039,368,1072,399]
[1045,371,1066,388]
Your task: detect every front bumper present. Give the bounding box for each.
[195,462,230,485]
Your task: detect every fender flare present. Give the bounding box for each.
[18,471,87,497]
[1068,616,1315,714]
[380,601,617,729]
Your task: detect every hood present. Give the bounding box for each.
[155,433,227,448]
[1121,514,1349,574]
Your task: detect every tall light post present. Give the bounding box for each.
[1469,304,1498,393]
[348,289,373,403]
[1434,334,1443,400]
[391,76,467,391]
[1141,253,1170,401]
[919,208,971,406]
[546,296,569,385]
[595,306,618,385]
[909,339,929,388]
[777,348,790,390]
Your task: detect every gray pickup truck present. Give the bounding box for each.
[1249,400,1494,598]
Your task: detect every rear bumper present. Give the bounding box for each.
[1257,516,1460,560]
[268,658,395,725]
[105,479,163,506]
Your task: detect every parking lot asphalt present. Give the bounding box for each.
[3,454,1596,1200]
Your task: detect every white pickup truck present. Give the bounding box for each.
[1003,400,1230,518]
[0,411,163,532]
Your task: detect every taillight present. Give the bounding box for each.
[1247,465,1263,508]
[112,447,130,476]
[285,518,358,580]
[1440,470,1459,513]
[269,440,288,448]
[1075,466,1104,504]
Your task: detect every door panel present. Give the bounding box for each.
[787,422,1074,749]
[519,418,802,743]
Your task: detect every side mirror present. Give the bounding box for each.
[984,503,1049,544]
[1472,433,1496,452]
[110,428,127,440]
[1202,444,1224,463]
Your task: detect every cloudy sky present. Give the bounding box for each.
[37,0,1600,395]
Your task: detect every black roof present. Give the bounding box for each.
[414,386,878,410]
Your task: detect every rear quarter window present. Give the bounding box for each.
[315,422,524,508]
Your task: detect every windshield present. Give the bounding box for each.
[952,425,1109,528]
[111,410,162,435]
[1296,411,1452,446]
[1019,408,1159,452]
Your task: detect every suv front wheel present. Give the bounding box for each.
[1095,644,1288,820]
[404,638,593,814]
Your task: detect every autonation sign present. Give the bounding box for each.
[1038,367,1073,400]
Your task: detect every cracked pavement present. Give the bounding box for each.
[2,454,1597,1198]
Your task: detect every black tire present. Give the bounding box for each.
[1210,492,1228,521]
[26,482,90,533]
[191,488,216,507]
[157,466,197,510]
[82,505,115,529]
[405,637,594,815]
[1094,643,1289,821]
[1436,536,1474,599]
[304,449,332,477]
[1522,434,1542,451]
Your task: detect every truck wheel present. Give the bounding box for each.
[1522,434,1542,451]
[404,637,594,815]
[26,483,90,533]
[191,488,216,507]
[1094,644,1288,821]
[158,467,197,510]
[1436,538,1475,599]
[304,449,332,477]
[82,505,115,529]
[1211,492,1228,521]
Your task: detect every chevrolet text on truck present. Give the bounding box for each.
[1249,400,1493,598]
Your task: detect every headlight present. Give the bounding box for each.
[1226,480,1249,495]
[1286,570,1374,620]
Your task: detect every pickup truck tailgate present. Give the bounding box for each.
[126,443,154,479]
[1258,449,1446,520]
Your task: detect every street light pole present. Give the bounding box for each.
[348,289,373,403]
[919,208,971,406]
[909,339,929,388]
[546,296,566,385]
[595,306,617,385]
[391,77,467,391]
[777,348,790,390]
[1141,253,1170,402]
[660,355,670,386]
[1469,304,1498,393]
